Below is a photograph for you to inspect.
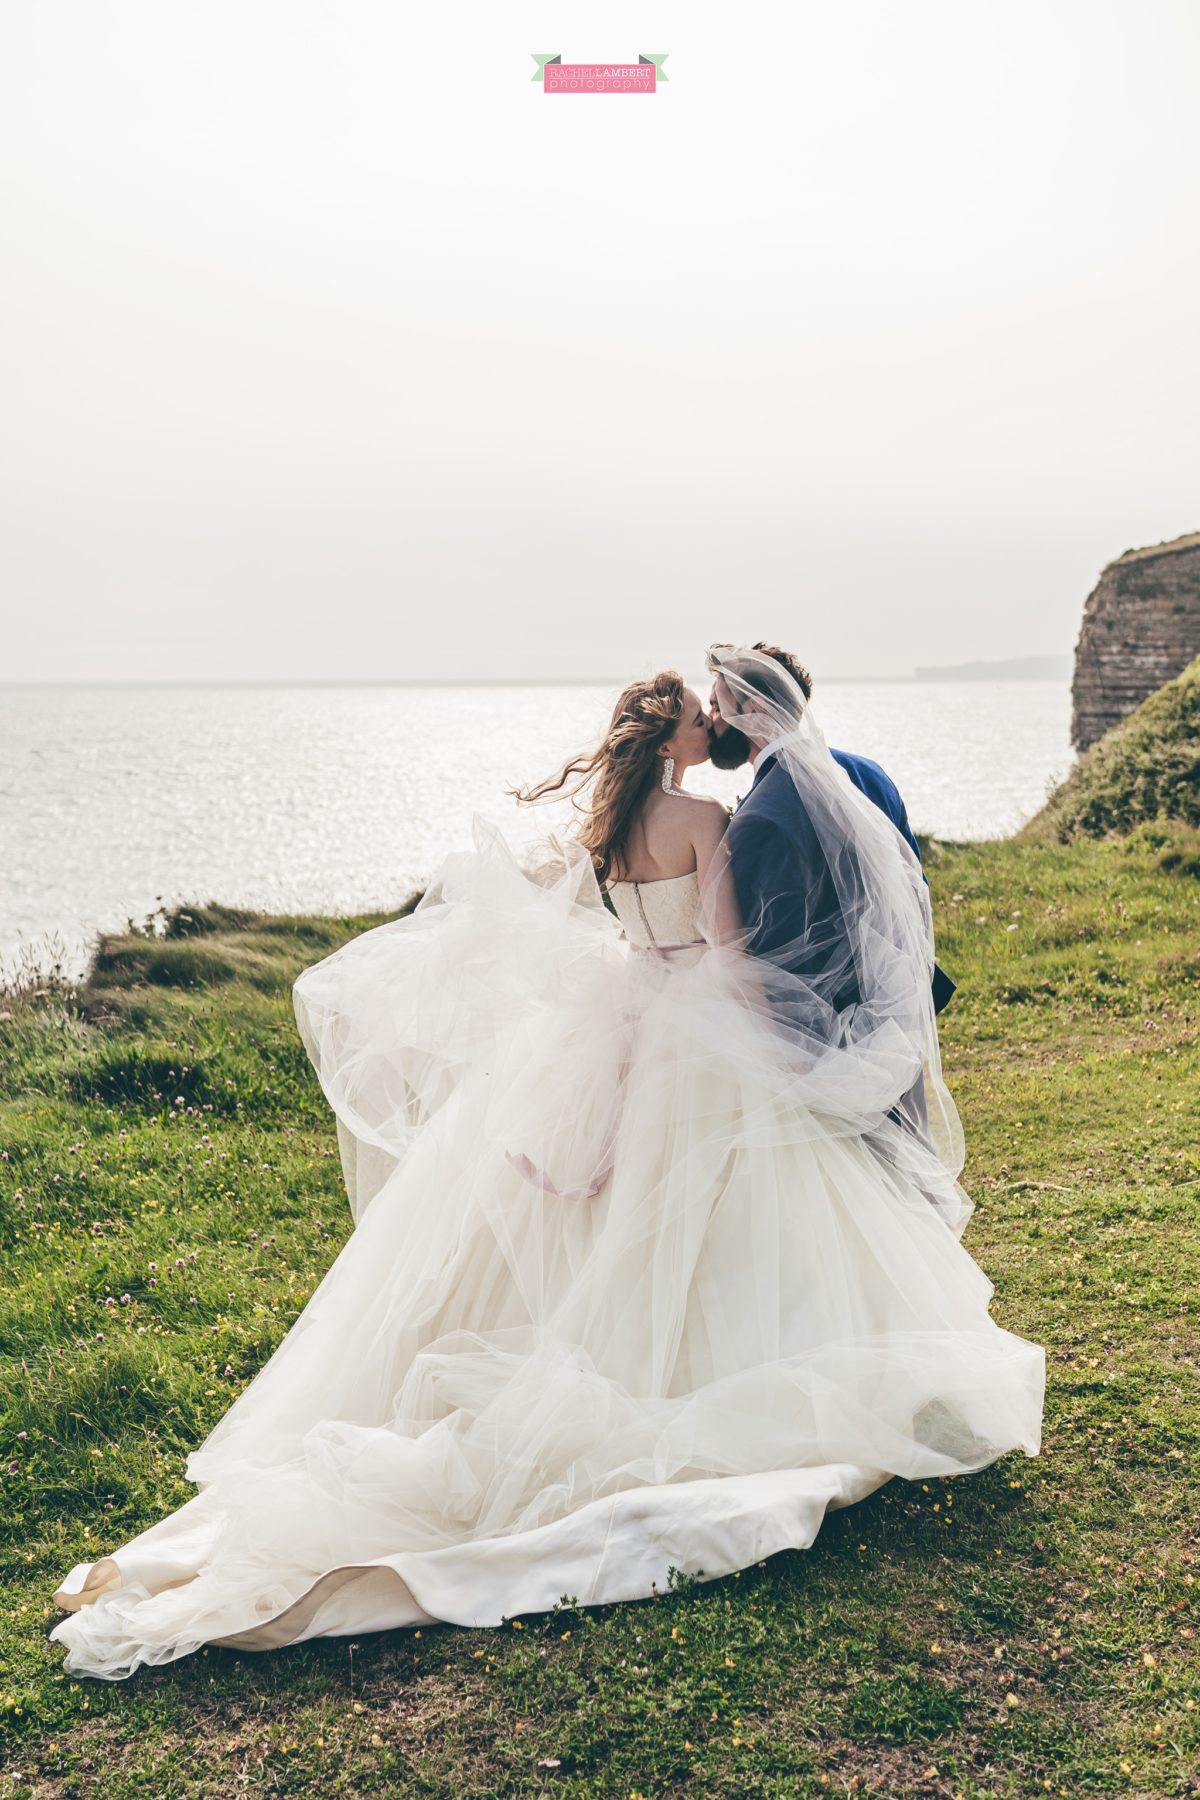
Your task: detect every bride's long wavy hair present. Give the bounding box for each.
[512,672,685,885]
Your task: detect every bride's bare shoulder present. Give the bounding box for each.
[673,793,730,851]
[622,790,729,880]
[678,792,731,825]
[647,789,728,828]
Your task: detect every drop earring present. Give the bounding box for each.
[661,756,677,794]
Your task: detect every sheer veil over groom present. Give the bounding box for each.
[706,640,957,1018]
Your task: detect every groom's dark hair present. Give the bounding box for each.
[749,643,814,702]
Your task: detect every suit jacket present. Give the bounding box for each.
[726,748,957,1014]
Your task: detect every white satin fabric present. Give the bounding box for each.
[51,825,1044,1680]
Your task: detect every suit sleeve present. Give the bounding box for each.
[896,797,922,865]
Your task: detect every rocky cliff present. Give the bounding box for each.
[1026,655,1200,842]
[1071,530,1200,749]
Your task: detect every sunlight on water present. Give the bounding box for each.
[1,680,1073,979]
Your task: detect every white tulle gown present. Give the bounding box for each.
[51,826,1045,1680]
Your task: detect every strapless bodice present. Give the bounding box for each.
[606,871,703,950]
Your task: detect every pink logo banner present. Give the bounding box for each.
[547,63,653,94]
[532,55,668,94]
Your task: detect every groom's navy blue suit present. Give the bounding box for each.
[726,746,956,1015]
[830,748,921,862]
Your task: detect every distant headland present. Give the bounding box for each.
[913,655,1070,682]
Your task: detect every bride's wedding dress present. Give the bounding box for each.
[50,818,1045,1681]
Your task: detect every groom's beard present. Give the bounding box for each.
[707,723,754,771]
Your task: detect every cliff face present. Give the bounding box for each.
[1071,531,1200,750]
[1026,655,1200,842]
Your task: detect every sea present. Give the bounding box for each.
[0,680,1074,983]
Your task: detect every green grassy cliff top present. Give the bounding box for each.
[1024,654,1200,843]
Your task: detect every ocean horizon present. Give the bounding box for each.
[2,678,1074,982]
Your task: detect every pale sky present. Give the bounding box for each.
[2,0,1198,683]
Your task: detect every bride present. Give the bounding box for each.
[50,646,1044,1680]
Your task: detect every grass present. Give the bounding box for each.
[1024,656,1200,843]
[1,837,1198,1798]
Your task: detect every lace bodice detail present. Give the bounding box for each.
[607,871,703,949]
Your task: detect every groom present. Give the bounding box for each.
[706,641,956,1016]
